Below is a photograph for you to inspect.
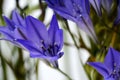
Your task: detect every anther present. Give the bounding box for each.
[40,46,46,51]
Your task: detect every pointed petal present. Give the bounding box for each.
[89,0,102,16]
[12,10,25,27]
[76,15,97,43]
[88,62,109,78]
[3,16,15,30]
[55,29,63,51]
[48,15,59,44]
[104,47,120,71]
[26,16,48,44]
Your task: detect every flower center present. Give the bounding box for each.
[40,40,59,57]
[110,63,120,79]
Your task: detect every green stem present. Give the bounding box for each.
[64,19,79,49]
[55,68,73,80]
[110,27,117,47]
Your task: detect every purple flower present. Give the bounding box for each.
[45,0,97,42]
[88,47,120,80]
[0,10,27,46]
[89,0,102,16]
[102,0,113,13]
[17,15,64,68]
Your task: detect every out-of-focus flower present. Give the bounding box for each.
[17,15,64,68]
[88,47,120,80]
[114,1,120,26]
[45,0,97,42]
[89,0,102,16]
[0,10,27,46]
[102,0,113,13]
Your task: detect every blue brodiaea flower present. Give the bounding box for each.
[17,15,64,68]
[45,0,97,42]
[0,10,27,46]
[88,47,120,80]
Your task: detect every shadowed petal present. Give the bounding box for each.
[88,62,109,78]
[114,5,120,26]
[77,15,97,42]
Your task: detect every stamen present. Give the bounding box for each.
[40,45,46,51]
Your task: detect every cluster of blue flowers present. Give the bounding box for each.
[0,0,120,80]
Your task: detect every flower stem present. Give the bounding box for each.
[110,27,117,47]
[64,19,79,49]
[55,68,73,80]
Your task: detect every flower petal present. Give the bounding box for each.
[104,47,120,71]
[12,10,25,27]
[3,16,15,31]
[14,27,27,40]
[16,39,42,52]
[76,14,97,42]
[26,16,49,44]
[30,52,64,61]
[0,27,14,40]
[88,62,109,78]
[55,29,63,51]
[105,77,115,80]
[48,15,59,44]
